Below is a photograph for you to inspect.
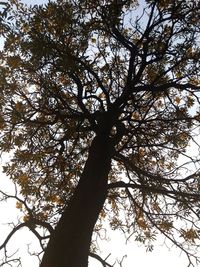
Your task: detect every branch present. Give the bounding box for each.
[73,57,111,107]
[0,219,53,251]
[107,181,200,202]
[0,223,26,251]
[133,82,200,93]
[114,152,200,183]
[89,252,114,267]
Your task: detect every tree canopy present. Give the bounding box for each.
[0,0,200,266]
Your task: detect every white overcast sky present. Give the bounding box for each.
[0,0,191,266]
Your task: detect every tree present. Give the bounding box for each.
[0,0,200,266]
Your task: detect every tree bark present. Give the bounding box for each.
[40,135,113,267]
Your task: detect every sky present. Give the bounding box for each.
[0,0,193,266]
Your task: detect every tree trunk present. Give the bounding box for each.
[40,135,112,267]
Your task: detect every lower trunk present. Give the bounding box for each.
[40,135,112,267]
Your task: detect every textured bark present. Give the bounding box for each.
[40,135,112,267]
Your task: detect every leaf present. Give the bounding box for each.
[138,147,145,157]
[16,201,23,209]
[186,96,195,108]
[91,37,96,43]
[137,218,148,230]
[159,220,173,232]
[174,96,181,105]
[180,228,199,243]
[23,214,30,222]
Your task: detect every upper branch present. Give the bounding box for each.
[107,181,200,202]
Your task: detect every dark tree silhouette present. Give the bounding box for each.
[0,0,200,266]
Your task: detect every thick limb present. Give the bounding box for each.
[40,135,112,267]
